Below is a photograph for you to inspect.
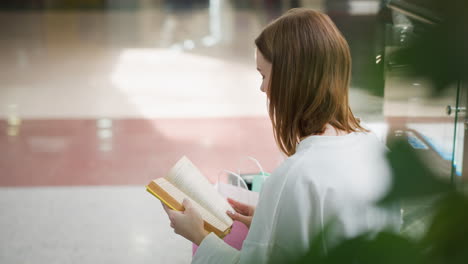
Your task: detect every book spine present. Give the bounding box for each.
[146,184,231,238]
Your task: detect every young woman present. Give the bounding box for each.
[162,8,393,264]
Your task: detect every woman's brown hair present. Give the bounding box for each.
[255,8,366,156]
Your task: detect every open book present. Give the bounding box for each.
[146,156,234,238]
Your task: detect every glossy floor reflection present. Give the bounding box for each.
[0,118,282,186]
[0,186,192,263]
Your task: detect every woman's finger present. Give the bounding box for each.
[227,198,247,209]
[232,205,248,215]
[227,198,251,215]
[182,198,192,210]
[167,208,182,219]
[227,210,252,228]
[161,202,172,214]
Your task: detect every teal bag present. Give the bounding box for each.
[251,172,271,192]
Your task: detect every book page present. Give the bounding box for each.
[154,178,230,232]
[165,156,234,226]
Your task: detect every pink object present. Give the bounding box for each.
[193,221,249,255]
[0,118,280,187]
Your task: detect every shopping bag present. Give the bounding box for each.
[192,157,268,254]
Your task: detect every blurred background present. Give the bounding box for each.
[0,0,466,263]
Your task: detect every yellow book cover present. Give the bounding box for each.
[146,156,233,238]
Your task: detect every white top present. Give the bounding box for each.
[192,132,397,264]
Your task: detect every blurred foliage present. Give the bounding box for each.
[293,1,468,263]
[421,192,468,264]
[379,140,453,205]
[298,231,423,264]
[295,138,468,264]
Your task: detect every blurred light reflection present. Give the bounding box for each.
[110,48,265,119]
[6,104,21,137]
[97,118,113,152]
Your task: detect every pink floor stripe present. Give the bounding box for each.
[0,118,282,186]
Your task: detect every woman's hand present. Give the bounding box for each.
[161,199,209,246]
[226,198,256,228]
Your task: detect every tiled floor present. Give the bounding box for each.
[0,186,192,263]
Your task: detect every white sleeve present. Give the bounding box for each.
[191,233,240,264]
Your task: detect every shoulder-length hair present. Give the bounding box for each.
[255,8,366,156]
